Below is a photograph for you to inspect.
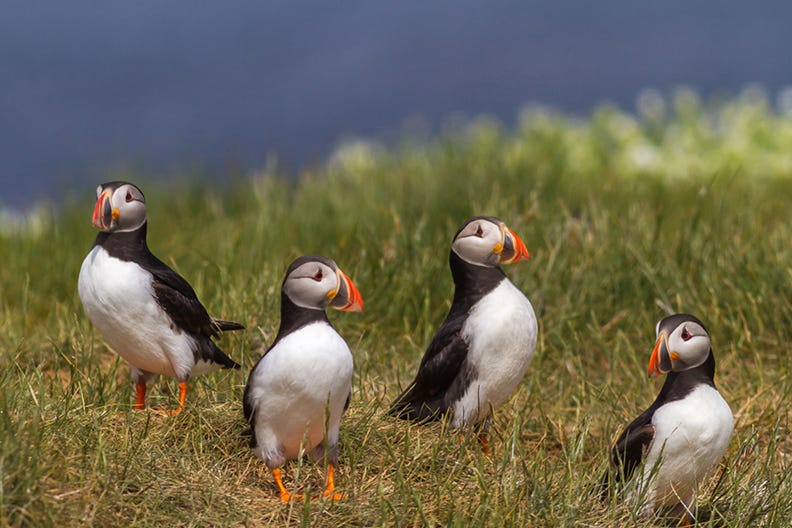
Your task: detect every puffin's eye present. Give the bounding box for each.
[475,225,484,237]
[312,269,323,281]
[681,328,692,341]
[125,191,133,203]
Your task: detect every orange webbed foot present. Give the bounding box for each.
[150,381,188,416]
[279,491,304,503]
[273,468,304,503]
[151,406,183,416]
[321,489,346,501]
[320,463,345,501]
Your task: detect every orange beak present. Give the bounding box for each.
[330,270,364,312]
[499,227,531,264]
[91,188,116,231]
[647,333,671,377]
[92,189,109,229]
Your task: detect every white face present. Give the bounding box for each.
[93,182,147,233]
[282,260,341,310]
[451,218,505,267]
[664,320,710,372]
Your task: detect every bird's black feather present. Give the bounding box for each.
[389,250,506,422]
[243,273,334,447]
[212,318,246,332]
[94,223,243,369]
[242,375,258,447]
[389,314,472,421]
[269,290,330,349]
[602,348,717,497]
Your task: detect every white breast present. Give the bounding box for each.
[452,279,538,427]
[77,246,200,379]
[247,322,354,467]
[638,384,734,513]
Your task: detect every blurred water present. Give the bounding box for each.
[2,0,791,208]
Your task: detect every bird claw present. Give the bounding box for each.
[322,489,346,501]
[279,492,303,504]
[150,406,183,416]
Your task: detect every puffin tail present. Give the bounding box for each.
[388,386,445,423]
[212,318,246,332]
[206,341,241,370]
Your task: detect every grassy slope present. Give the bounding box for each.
[1,94,791,527]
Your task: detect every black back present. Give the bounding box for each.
[388,249,506,422]
[94,223,242,369]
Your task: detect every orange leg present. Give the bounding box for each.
[477,431,491,456]
[322,463,345,501]
[134,382,147,410]
[273,468,302,503]
[152,381,188,416]
[458,431,491,455]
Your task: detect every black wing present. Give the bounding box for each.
[600,407,656,498]
[242,370,257,447]
[145,254,244,338]
[388,313,471,422]
[242,353,267,447]
[146,256,243,369]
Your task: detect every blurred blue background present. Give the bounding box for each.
[2,0,791,208]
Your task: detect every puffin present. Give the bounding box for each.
[243,255,363,503]
[388,216,536,451]
[77,181,244,415]
[605,313,734,521]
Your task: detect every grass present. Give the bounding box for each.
[1,91,791,526]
